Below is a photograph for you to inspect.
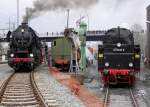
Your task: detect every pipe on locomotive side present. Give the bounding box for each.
[146,5,150,68]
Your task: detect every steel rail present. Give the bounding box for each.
[30,70,49,107]
[129,88,139,107]
[103,87,109,107]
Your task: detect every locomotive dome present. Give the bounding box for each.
[104,28,134,44]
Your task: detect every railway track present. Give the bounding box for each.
[103,86,139,107]
[0,71,48,107]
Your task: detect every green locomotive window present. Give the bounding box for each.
[54,41,56,46]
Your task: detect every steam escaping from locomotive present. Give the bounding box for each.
[23,0,98,22]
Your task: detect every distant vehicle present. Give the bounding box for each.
[51,36,80,71]
[7,23,42,71]
[51,28,96,71]
[98,27,140,86]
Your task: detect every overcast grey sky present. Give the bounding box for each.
[0,0,149,33]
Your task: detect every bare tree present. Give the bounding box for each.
[131,24,146,53]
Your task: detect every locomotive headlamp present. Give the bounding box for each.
[98,54,103,58]
[105,62,109,67]
[21,29,25,33]
[117,43,121,47]
[135,54,140,59]
[30,53,34,57]
[10,54,14,57]
[129,62,133,67]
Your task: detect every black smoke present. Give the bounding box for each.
[23,0,98,22]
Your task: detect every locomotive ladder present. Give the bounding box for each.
[69,49,80,73]
[69,31,80,73]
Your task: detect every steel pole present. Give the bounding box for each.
[66,9,70,28]
[17,0,19,26]
[146,5,150,67]
[87,14,89,30]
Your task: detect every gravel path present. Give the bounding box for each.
[0,64,14,92]
[34,65,86,107]
[134,63,150,107]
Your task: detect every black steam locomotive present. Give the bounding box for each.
[7,23,42,71]
[98,27,140,86]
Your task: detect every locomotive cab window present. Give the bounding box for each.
[53,41,56,46]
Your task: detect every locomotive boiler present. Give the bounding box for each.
[7,23,42,71]
[98,27,140,86]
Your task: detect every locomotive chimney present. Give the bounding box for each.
[22,8,29,25]
[146,5,150,67]
[26,8,29,24]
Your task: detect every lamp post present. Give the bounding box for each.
[17,0,19,26]
[6,17,16,31]
[26,8,29,24]
[66,9,70,28]
[9,17,10,31]
[86,14,89,30]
